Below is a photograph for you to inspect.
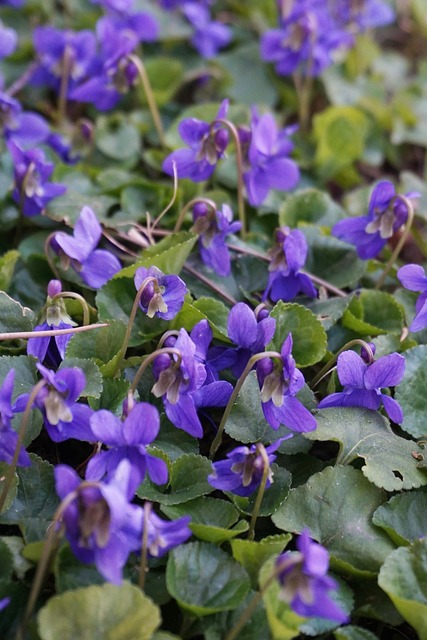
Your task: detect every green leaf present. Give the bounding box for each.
[304,229,366,289]
[55,545,104,593]
[0,538,14,585]
[66,320,127,365]
[47,192,117,225]
[59,357,103,399]
[269,302,327,367]
[0,536,31,579]
[231,465,292,517]
[137,454,213,505]
[143,57,184,106]
[342,290,404,336]
[272,466,395,576]
[304,296,353,330]
[378,538,427,640]
[151,416,198,461]
[166,541,250,616]
[37,582,161,640]
[334,625,379,640]
[0,454,59,543]
[230,534,292,587]
[170,299,230,342]
[279,188,346,228]
[395,345,427,438]
[90,377,130,414]
[372,488,427,545]
[0,292,35,333]
[117,231,197,278]
[0,250,19,292]
[305,407,427,491]
[95,114,141,162]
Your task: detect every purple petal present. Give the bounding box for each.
[336,351,366,387]
[124,403,160,445]
[80,249,121,288]
[398,264,427,292]
[364,353,405,389]
[228,303,258,348]
[165,395,203,437]
[381,394,403,424]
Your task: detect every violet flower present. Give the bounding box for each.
[54,459,142,584]
[0,370,30,467]
[331,0,395,32]
[52,206,121,288]
[192,202,241,276]
[182,3,232,59]
[263,227,317,302]
[398,264,427,332]
[87,400,168,488]
[8,141,66,217]
[27,280,76,368]
[276,529,349,622]
[317,350,405,423]
[162,99,229,182]
[332,181,419,259]
[208,439,285,497]
[142,503,191,558]
[257,333,317,432]
[134,265,187,321]
[240,108,300,206]
[0,21,17,59]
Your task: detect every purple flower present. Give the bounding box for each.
[134,265,187,321]
[257,333,317,432]
[263,227,317,302]
[398,264,427,332]
[8,142,66,217]
[208,439,285,497]
[152,327,233,437]
[142,503,191,558]
[162,99,229,182]
[209,302,276,378]
[276,529,349,622]
[54,459,142,584]
[0,21,17,59]
[0,597,10,611]
[317,350,405,423]
[0,371,30,467]
[332,181,419,259]
[331,0,395,32]
[240,108,299,206]
[87,399,168,488]
[52,206,121,288]
[192,202,241,276]
[182,3,231,59]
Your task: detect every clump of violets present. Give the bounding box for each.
[52,205,121,288]
[134,265,187,321]
[208,439,285,497]
[27,280,76,368]
[162,99,229,182]
[317,349,405,423]
[263,227,317,302]
[275,529,349,622]
[398,264,427,332]
[0,370,30,467]
[257,333,317,432]
[8,141,66,217]
[192,202,241,276]
[332,181,419,259]
[239,108,300,206]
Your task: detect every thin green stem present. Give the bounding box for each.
[44,232,62,281]
[174,197,217,233]
[310,339,375,390]
[375,195,415,290]
[247,444,271,541]
[0,323,108,342]
[128,54,166,147]
[57,45,73,125]
[150,161,179,231]
[52,292,90,326]
[139,503,151,590]
[129,347,182,395]
[224,571,278,640]
[209,351,282,459]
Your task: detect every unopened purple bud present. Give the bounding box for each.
[193,202,209,220]
[47,279,62,298]
[361,342,376,363]
[214,128,228,154]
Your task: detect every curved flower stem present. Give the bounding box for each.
[44,232,62,281]
[139,502,151,590]
[183,263,237,306]
[213,118,247,239]
[130,347,183,395]
[310,339,375,390]
[127,54,166,147]
[0,380,46,514]
[52,292,91,326]
[375,195,415,290]
[293,71,313,133]
[150,161,179,232]
[247,444,270,541]
[0,323,108,342]
[174,197,217,233]
[300,270,347,298]
[7,62,37,97]
[157,330,180,349]
[209,351,282,459]
[57,45,73,125]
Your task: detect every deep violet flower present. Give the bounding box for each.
[52,206,121,288]
[87,400,168,488]
[162,99,229,182]
[0,370,30,467]
[256,333,317,432]
[398,264,427,332]
[276,529,349,622]
[142,503,191,558]
[8,141,66,217]
[263,227,317,302]
[134,265,187,321]
[317,350,405,423]
[27,280,76,368]
[182,3,232,59]
[54,459,142,584]
[240,108,300,206]
[208,439,286,497]
[192,202,241,276]
[332,180,419,259]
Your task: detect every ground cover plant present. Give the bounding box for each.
[1,0,427,638]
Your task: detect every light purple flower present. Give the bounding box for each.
[0,21,17,59]
[256,333,317,432]
[398,264,427,332]
[142,502,191,558]
[317,350,405,423]
[182,3,231,59]
[162,99,229,182]
[0,371,30,467]
[192,202,241,276]
[276,529,349,622]
[52,206,121,288]
[134,265,187,321]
